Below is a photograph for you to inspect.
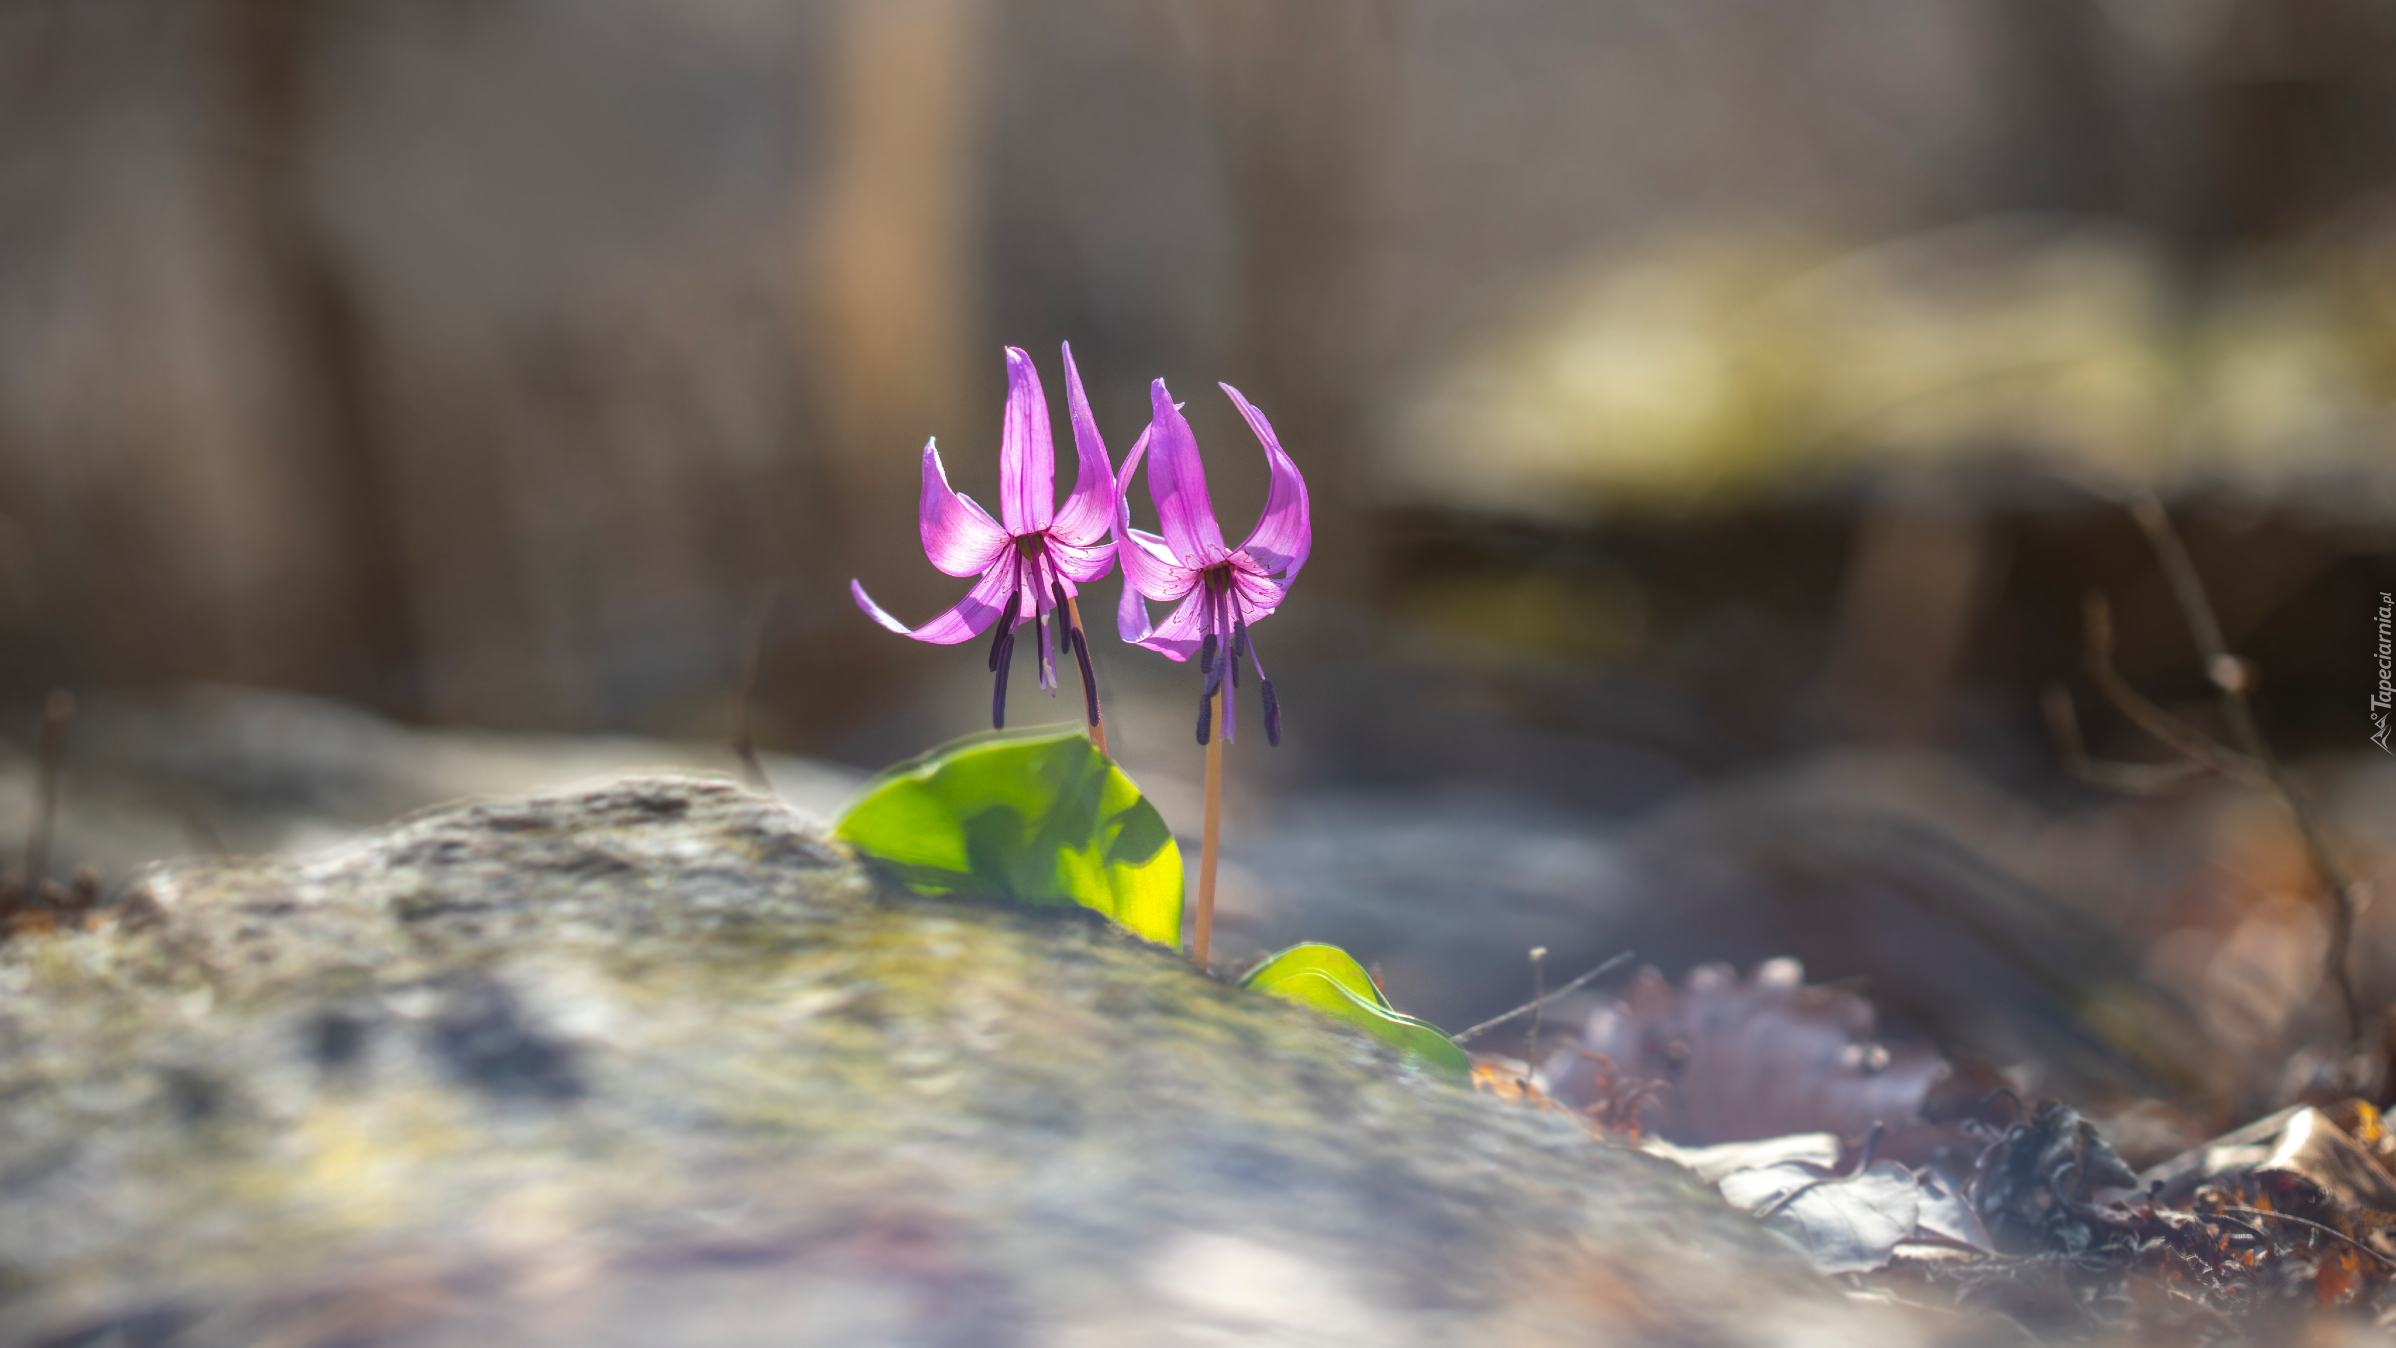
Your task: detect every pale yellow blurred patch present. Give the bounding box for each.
[1391,216,2396,517]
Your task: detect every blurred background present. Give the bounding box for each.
[6,0,2396,1142]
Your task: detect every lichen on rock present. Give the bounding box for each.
[2,776,1889,1347]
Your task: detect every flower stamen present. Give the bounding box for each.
[1056,580,1101,732]
[992,627,1016,729]
[1033,592,1049,693]
[851,343,1120,744]
[988,576,1020,673]
[1216,576,1238,745]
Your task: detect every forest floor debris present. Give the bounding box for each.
[1480,959,2396,1342]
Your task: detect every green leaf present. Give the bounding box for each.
[1239,941,1393,1009]
[1242,945,1470,1082]
[833,726,1183,947]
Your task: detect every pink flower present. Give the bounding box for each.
[852,344,1117,729]
[1113,379,1310,745]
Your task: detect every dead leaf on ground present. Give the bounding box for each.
[1719,1158,1993,1276]
[2137,1105,2396,1213]
[1542,958,2000,1168]
[1643,1133,1840,1183]
[1468,1054,1568,1111]
[1968,1099,2137,1255]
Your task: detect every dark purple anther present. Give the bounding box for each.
[1056,580,1100,729]
[1260,678,1281,747]
[1111,373,1309,752]
[1071,625,1100,728]
[988,584,1021,673]
[992,625,1016,728]
[852,343,1123,735]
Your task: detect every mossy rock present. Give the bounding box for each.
[0,777,1882,1347]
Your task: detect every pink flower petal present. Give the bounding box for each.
[1146,380,1226,562]
[1222,383,1311,581]
[998,347,1055,536]
[1127,584,1210,661]
[1116,564,1154,648]
[917,440,1012,578]
[1049,342,1117,552]
[1120,526,1199,604]
[1047,537,1118,585]
[850,561,1016,646]
[1110,427,1200,603]
[1230,567,1288,624]
[1109,423,1150,539]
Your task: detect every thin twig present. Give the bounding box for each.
[1521,946,1548,1091]
[2216,1205,2396,1274]
[2042,683,2213,795]
[2127,494,2362,1045]
[1453,951,1636,1044]
[25,690,73,902]
[1852,1120,1885,1173]
[2079,593,2265,786]
[2200,1208,2269,1246]
[1755,1175,1834,1222]
[1750,1126,1887,1221]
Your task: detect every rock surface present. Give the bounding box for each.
[2,776,1909,1348]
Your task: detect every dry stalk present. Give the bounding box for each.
[2127,495,2363,1047]
[2045,495,2364,1049]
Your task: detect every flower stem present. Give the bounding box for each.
[1064,593,1106,755]
[1196,685,1223,968]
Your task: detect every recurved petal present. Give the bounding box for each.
[1109,424,1151,542]
[1147,380,1226,561]
[1049,342,1116,549]
[1117,568,1154,648]
[1120,527,1199,604]
[1229,567,1288,625]
[998,346,1056,535]
[1106,427,1180,599]
[1223,383,1311,581]
[1129,585,1210,661]
[917,440,1012,578]
[851,561,1017,645]
[1047,537,1118,584]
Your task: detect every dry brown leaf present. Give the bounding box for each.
[1717,1159,1992,1276]
[1540,958,1993,1168]
[2138,1106,2396,1212]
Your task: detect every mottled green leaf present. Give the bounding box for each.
[1243,948,1470,1083]
[1240,942,1393,1009]
[834,726,1182,947]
